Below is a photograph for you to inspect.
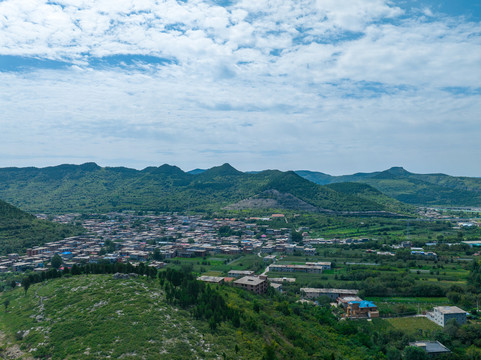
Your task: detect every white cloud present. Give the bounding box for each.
[0,0,481,175]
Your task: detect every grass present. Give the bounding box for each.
[367,297,452,316]
[386,317,441,336]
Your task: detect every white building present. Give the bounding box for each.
[427,306,467,327]
[228,270,254,278]
[300,288,359,301]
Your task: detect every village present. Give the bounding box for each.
[0,211,471,346]
[0,212,326,273]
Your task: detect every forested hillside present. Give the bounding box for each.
[0,163,408,215]
[297,167,481,206]
[0,199,83,255]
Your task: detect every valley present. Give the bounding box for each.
[0,164,481,359]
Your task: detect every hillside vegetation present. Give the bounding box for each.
[297,167,481,206]
[0,163,408,215]
[325,182,414,214]
[0,199,83,255]
[3,267,479,359]
[0,273,389,360]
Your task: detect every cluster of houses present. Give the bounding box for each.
[1,212,330,273]
[0,211,398,274]
[0,236,104,273]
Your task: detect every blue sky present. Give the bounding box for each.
[1,0,481,176]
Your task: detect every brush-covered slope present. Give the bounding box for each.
[362,168,481,206]
[297,167,481,206]
[0,163,406,214]
[0,274,388,360]
[0,199,83,255]
[224,189,319,212]
[325,182,416,214]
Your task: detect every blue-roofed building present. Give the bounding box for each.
[347,300,379,318]
[462,240,481,248]
[60,251,73,260]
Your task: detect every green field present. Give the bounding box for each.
[164,254,264,276]
[386,317,441,336]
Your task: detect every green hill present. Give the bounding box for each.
[0,273,394,360]
[297,167,481,207]
[0,163,407,215]
[325,182,415,214]
[0,199,83,255]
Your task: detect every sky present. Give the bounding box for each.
[1,0,481,176]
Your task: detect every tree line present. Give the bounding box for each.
[160,267,242,330]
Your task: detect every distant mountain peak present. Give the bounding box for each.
[384,166,411,176]
[158,164,184,172]
[201,163,243,176]
[219,163,239,171]
[79,162,101,171]
[370,166,412,180]
[142,164,185,175]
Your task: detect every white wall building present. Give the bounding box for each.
[427,306,467,327]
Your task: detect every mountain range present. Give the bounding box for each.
[0,163,409,215]
[296,167,481,207]
[0,163,478,216]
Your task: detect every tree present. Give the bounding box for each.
[263,343,277,360]
[21,277,31,295]
[466,345,481,360]
[444,319,460,338]
[51,254,63,269]
[209,318,217,331]
[152,248,163,261]
[291,230,303,243]
[402,346,428,360]
[218,225,233,237]
[386,346,401,360]
[318,295,332,307]
[104,239,116,253]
